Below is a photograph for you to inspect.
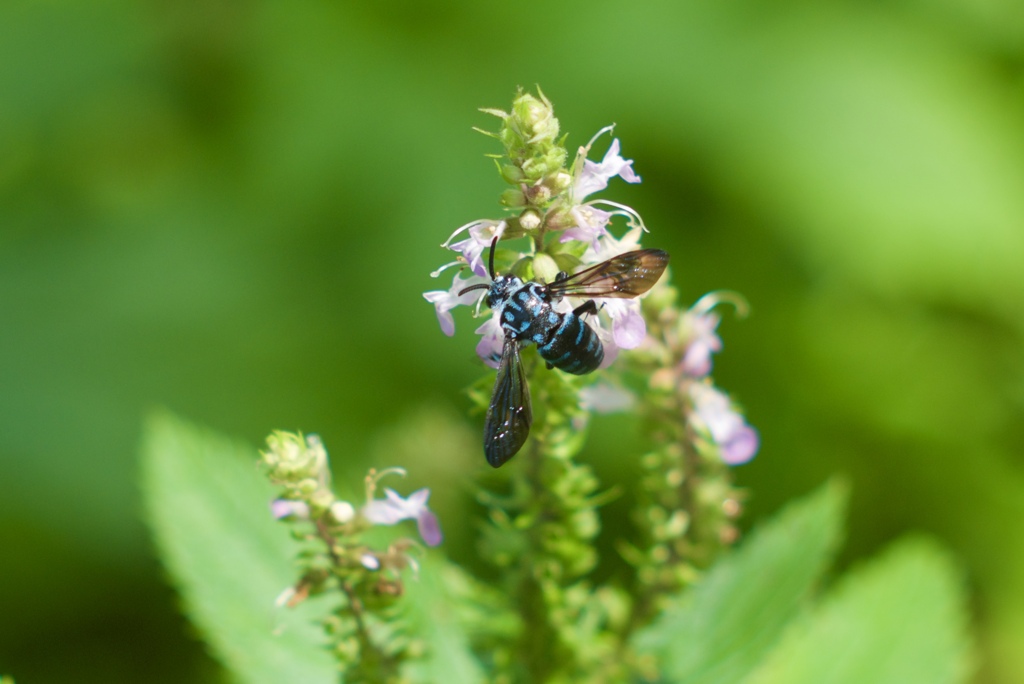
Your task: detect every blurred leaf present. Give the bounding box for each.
[595,3,1024,322]
[140,410,335,684]
[635,480,846,683]
[403,557,486,683]
[746,538,973,684]
[799,295,1012,443]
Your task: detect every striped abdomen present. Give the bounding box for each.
[537,312,603,375]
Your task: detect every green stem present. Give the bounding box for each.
[514,390,558,682]
[314,519,400,682]
[495,361,604,683]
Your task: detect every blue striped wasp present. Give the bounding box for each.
[458,240,669,467]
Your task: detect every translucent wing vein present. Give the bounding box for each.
[548,249,669,299]
[483,336,532,467]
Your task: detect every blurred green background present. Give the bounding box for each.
[2,0,1024,681]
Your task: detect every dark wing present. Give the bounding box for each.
[483,336,533,467]
[547,249,669,299]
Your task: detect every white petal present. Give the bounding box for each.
[405,488,431,511]
[362,499,406,525]
[579,383,636,413]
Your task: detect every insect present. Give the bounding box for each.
[458,240,669,467]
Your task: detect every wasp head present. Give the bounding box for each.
[486,274,521,309]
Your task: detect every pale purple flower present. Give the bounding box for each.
[602,298,647,350]
[558,134,644,247]
[474,312,504,369]
[360,553,381,570]
[689,382,759,465]
[680,291,748,376]
[443,219,506,278]
[573,137,641,200]
[582,226,644,264]
[363,487,426,524]
[423,271,489,336]
[680,311,723,377]
[560,204,612,248]
[417,510,442,549]
[594,323,620,369]
[270,499,310,520]
[573,228,651,355]
[363,487,443,547]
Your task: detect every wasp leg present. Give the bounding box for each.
[573,300,599,318]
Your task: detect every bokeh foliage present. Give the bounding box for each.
[1,0,1022,682]
[142,414,970,683]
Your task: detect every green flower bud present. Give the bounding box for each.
[261,431,327,485]
[551,252,582,275]
[510,255,535,281]
[647,505,668,525]
[544,205,574,231]
[525,183,552,206]
[262,431,304,468]
[543,147,568,172]
[532,252,560,283]
[521,154,568,184]
[498,119,524,148]
[500,188,527,208]
[331,501,355,523]
[309,489,335,513]
[665,509,690,537]
[332,636,360,664]
[547,170,572,195]
[496,89,570,192]
[501,164,524,184]
[518,208,542,231]
[571,509,599,538]
[666,467,685,487]
[511,91,559,147]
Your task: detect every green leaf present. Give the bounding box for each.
[140,410,336,684]
[636,480,846,684]
[402,556,487,683]
[745,538,973,684]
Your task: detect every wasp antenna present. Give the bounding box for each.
[488,237,498,280]
[458,283,491,297]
